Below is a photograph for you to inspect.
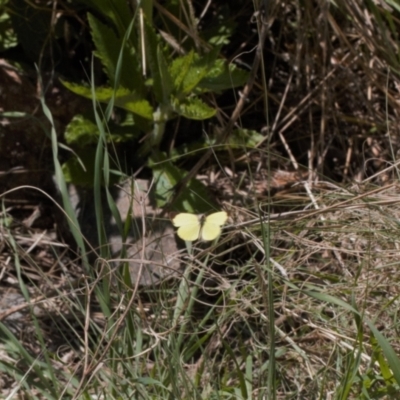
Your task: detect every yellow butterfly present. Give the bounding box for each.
[172,211,228,242]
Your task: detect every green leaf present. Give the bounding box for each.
[171,96,216,120]
[88,13,142,92]
[169,51,196,93]
[65,114,100,146]
[62,81,129,100]
[228,129,264,148]
[169,48,221,96]
[149,153,215,211]
[144,18,173,103]
[199,59,249,93]
[0,9,17,51]
[171,129,263,161]
[114,96,154,119]
[65,114,140,147]
[61,81,153,120]
[386,0,400,13]
[157,45,174,102]
[169,50,212,95]
[366,321,400,387]
[302,290,361,315]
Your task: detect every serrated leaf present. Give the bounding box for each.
[88,13,142,92]
[171,96,216,120]
[65,115,99,146]
[62,81,130,100]
[169,48,220,96]
[169,51,195,92]
[61,81,153,120]
[114,97,154,119]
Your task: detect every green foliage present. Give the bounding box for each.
[6,1,400,398]
[144,21,173,103]
[115,97,154,120]
[1,0,250,213]
[0,4,16,51]
[64,114,100,147]
[87,12,143,92]
[62,81,154,120]
[59,2,248,207]
[63,113,140,186]
[149,153,215,212]
[203,7,236,46]
[171,95,216,120]
[61,147,121,187]
[197,59,249,93]
[172,129,263,162]
[169,49,216,95]
[357,323,400,398]
[227,129,264,148]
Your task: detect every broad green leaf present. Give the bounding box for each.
[149,153,214,211]
[88,13,142,92]
[199,59,248,93]
[65,114,140,147]
[114,97,154,119]
[62,81,153,120]
[65,114,99,146]
[169,48,220,96]
[62,81,130,100]
[169,51,195,92]
[171,96,216,120]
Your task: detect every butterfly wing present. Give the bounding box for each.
[201,211,228,241]
[172,213,201,241]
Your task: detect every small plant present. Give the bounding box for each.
[60,0,248,212]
